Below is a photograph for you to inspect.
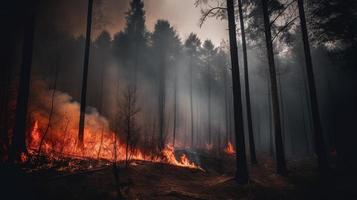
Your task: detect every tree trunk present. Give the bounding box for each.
[223,66,229,145]
[208,78,211,146]
[297,0,329,173]
[238,0,257,165]
[158,55,166,151]
[173,71,178,148]
[38,54,60,155]
[261,0,287,175]
[226,0,249,184]
[78,0,94,149]
[10,2,37,161]
[190,60,194,148]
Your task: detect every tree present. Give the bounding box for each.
[297,0,329,173]
[261,0,287,175]
[238,0,257,165]
[202,40,217,146]
[9,1,37,161]
[113,0,148,86]
[226,0,249,184]
[184,33,202,148]
[152,20,181,150]
[119,85,140,168]
[78,0,94,149]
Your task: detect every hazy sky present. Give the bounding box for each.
[52,0,228,46]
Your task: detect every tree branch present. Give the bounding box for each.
[271,16,299,42]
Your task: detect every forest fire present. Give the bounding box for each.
[27,119,201,170]
[224,142,236,155]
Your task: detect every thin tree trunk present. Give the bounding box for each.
[97,49,106,159]
[223,66,229,145]
[78,0,94,149]
[38,56,59,155]
[173,72,178,148]
[268,78,274,157]
[190,60,194,148]
[126,93,131,168]
[238,0,257,165]
[10,2,37,161]
[158,52,166,151]
[261,0,287,175]
[297,0,329,173]
[208,79,211,146]
[226,0,249,184]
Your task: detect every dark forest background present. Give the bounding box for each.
[1,0,357,179]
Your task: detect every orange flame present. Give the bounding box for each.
[224,142,236,155]
[27,120,202,170]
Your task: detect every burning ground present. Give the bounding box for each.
[25,80,201,169]
[2,152,351,200]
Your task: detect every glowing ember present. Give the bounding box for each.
[224,142,236,155]
[27,120,202,170]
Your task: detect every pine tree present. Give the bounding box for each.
[152,20,181,150]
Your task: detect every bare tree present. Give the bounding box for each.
[119,85,140,168]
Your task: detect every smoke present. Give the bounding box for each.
[28,79,111,147]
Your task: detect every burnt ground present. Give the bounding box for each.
[1,152,357,200]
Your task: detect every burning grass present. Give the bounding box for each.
[25,80,202,171]
[224,142,236,155]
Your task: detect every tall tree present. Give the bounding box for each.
[9,1,37,161]
[297,0,329,173]
[202,40,217,146]
[113,0,148,86]
[184,33,202,148]
[78,0,94,148]
[152,20,181,150]
[261,0,287,175]
[226,0,249,184]
[238,0,257,165]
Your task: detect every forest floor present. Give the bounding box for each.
[1,151,356,200]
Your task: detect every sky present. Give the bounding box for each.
[50,0,229,46]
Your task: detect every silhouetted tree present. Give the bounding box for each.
[261,0,287,175]
[113,0,149,86]
[119,85,140,168]
[184,33,202,148]
[202,40,217,146]
[297,0,329,173]
[226,0,249,184]
[10,1,37,161]
[151,20,181,150]
[78,0,94,149]
[238,0,257,165]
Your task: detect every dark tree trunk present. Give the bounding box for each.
[297,0,329,173]
[190,60,194,148]
[238,0,257,165]
[78,0,94,148]
[38,54,60,155]
[226,0,249,184]
[208,77,211,146]
[10,2,37,161]
[261,0,287,175]
[173,71,178,148]
[223,66,229,145]
[158,54,166,151]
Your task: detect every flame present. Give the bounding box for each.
[224,142,236,155]
[26,81,202,170]
[27,120,202,170]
